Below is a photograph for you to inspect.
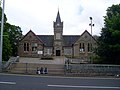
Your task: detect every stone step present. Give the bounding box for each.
[12,63,64,69]
[8,63,65,75]
[10,68,64,75]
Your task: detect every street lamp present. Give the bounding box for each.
[89,17,94,63]
[89,17,94,38]
[89,17,94,51]
[0,0,5,71]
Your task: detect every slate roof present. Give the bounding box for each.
[63,35,80,46]
[37,35,80,46]
[37,35,54,46]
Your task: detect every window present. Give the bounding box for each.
[79,43,85,52]
[32,43,37,51]
[90,43,92,51]
[24,43,29,51]
[80,43,81,49]
[56,33,61,39]
[88,43,90,52]
[47,49,50,55]
[88,43,92,52]
[83,43,85,51]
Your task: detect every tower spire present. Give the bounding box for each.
[56,10,61,23]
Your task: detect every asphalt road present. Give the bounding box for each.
[0,73,120,90]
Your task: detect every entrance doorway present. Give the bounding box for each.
[56,50,61,56]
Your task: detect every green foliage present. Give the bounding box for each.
[90,55,101,64]
[97,4,120,64]
[0,7,7,23]
[3,32,12,61]
[4,23,22,56]
[0,7,22,61]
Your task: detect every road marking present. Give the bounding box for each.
[47,85,120,89]
[0,81,16,85]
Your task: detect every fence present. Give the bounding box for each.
[2,56,19,70]
[3,59,120,76]
[65,64,120,76]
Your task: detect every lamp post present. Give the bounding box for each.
[89,17,94,51]
[89,17,94,63]
[0,0,5,71]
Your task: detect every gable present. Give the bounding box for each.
[75,30,97,44]
[20,30,44,44]
[20,30,97,47]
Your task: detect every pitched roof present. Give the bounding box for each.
[20,30,44,44]
[22,30,97,47]
[81,30,97,42]
[37,35,54,46]
[63,35,80,46]
[37,35,80,46]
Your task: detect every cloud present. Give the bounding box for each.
[5,0,120,35]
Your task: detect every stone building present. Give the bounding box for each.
[18,11,97,61]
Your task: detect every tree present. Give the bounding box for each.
[0,7,22,61]
[97,4,120,64]
[4,23,22,56]
[2,32,12,61]
[0,7,11,61]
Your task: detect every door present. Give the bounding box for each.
[56,50,60,56]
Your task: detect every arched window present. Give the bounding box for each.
[32,43,37,51]
[90,43,92,51]
[88,43,92,52]
[88,43,90,52]
[79,43,85,52]
[83,43,85,51]
[24,43,29,51]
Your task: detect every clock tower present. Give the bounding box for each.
[53,10,63,56]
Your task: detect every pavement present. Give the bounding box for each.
[19,56,66,64]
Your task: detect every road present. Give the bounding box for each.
[0,73,120,90]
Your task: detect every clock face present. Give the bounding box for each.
[57,23,60,26]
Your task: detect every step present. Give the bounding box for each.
[10,68,64,75]
[12,63,64,69]
[8,63,65,75]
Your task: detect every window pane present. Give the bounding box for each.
[32,43,37,51]
[24,43,26,51]
[27,43,29,51]
[32,43,37,47]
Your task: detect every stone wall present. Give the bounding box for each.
[18,31,44,58]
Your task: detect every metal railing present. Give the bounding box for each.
[2,56,19,70]
[65,64,120,76]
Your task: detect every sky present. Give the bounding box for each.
[2,0,120,35]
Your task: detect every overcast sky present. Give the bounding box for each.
[3,0,120,35]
